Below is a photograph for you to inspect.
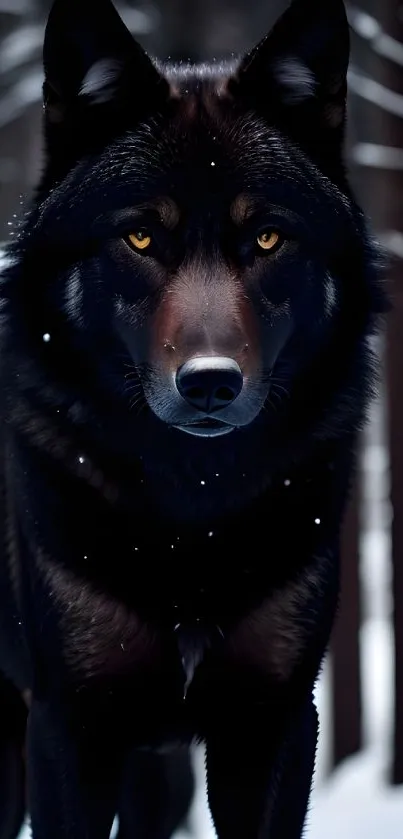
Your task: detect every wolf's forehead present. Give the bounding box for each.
[118,110,288,192]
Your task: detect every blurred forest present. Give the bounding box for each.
[0,0,403,782]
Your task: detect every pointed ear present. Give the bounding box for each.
[233,0,350,164]
[43,0,169,159]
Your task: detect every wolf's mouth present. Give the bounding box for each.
[174,418,234,438]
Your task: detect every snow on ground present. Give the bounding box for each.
[308,751,403,839]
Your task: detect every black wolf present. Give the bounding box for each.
[0,0,385,837]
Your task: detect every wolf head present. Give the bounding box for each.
[2,0,385,515]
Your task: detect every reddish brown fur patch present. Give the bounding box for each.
[151,262,261,377]
[152,196,180,230]
[129,197,180,230]
[168,82,181,100]
[230,193,258,226]
[37,552,170,681]
[181,93,199,121]
[223,559,327,682]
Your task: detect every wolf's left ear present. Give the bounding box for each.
[43,0,168,149]
[233,0,350,158]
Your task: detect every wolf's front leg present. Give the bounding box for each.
[206,696,318,839]
[27,698,125,839]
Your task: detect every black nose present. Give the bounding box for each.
[176,356,243,414]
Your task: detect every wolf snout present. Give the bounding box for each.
[176,356,243,413]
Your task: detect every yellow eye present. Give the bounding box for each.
[128,230,152,251]
[257,230,281,252]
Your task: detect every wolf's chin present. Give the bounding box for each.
[174,423,235,438]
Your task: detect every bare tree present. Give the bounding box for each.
[344,0,403,785]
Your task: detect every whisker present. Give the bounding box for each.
[271,383,289,399]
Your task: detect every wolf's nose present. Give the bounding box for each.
[176,356,243,413]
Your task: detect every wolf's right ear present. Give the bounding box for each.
[231,0,350,178]
[43,0,168,151]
